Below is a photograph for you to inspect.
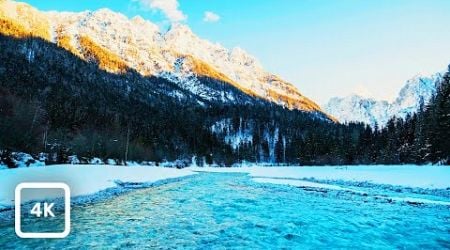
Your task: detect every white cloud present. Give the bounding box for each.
[203,11,220,23]
[137,0,187,22]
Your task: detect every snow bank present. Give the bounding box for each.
[192,165,450,189]
[252,176,450,206]
[0,165,196,207]
[0,151,45,169]
[209,165,450,206]
[2,164,449,209]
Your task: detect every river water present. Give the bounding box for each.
[1,173,449,249]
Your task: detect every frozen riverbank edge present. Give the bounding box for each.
[191,165,450,206]
[1,165,449,221]
[0,165,197,221]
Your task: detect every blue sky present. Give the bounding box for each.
[21,0,450,103]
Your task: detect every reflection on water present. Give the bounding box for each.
[0,173,449,249]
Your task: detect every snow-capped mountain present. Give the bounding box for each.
[325,96,391,128]
[324,72,444,128]
[391,73,443,118]
[0,0,325,114]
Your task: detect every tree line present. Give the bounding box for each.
[0,34,448,167]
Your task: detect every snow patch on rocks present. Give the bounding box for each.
[324,72,444,128]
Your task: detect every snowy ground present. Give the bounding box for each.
[0,165,196,208]
[192,165,450,206]
[192,165,450,189]
[1,164,449,210]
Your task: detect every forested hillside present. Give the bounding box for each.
[0,35,449,167]
[0,35,335,166]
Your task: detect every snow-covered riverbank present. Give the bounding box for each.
[1,164,449,210]
[0,165,196,208]
[193,165,450,206]
[192,165,450,189]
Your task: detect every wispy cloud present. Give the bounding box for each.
[136,0,187,22]
[203,11,220,23]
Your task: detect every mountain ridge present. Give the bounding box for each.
[324,72,444,128]
[0,0,329,116]
[1,0,448,166]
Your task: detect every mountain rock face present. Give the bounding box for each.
[1,1,447,166]
[324,73,444,128]
[0,0,324,114]
[325,96,391,128]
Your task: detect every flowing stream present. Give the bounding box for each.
[1,173,449,249]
